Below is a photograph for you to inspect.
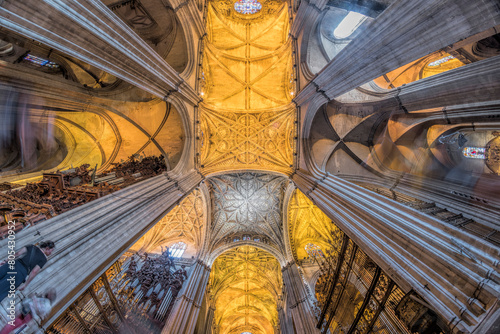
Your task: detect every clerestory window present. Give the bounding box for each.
[169,241,187,258]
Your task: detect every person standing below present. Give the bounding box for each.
[0,241,55,302]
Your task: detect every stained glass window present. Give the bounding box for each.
[234,0,262,15]
[428,55,455,67]
[243,235,251,240]
[305,243,324,258]
[24,54,59,68]
[462,147,486,159]
[253,237,260,242]
[233,237,240,242]
[169,242,187,257]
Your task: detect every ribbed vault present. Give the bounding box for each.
[208,172,287,247]
[130,188,205,256]
[198,0,296,175]
[288,189,340,262]
[209,245,282,334]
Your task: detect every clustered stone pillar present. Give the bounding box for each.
[0,0,200,104]
[277,298,293,334]
[163,259,211,334]
[377,55,500,112]
[281,261,320,333]
[292,169,500,333]
[203,305,215,334]
[0,170,202,327]
[295,0,500,104]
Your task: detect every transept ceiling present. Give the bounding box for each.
[198,106,295,174]
[209,245,282,334]
[208,172,287,247]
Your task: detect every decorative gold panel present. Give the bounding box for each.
[131,188,204,253]
[210,245,282,334]
[288,189,342,262]
[199,107,295,174]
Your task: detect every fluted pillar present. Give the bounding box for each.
[0,0,200,105]
[343,171,500,230]
[289,0,329,86]
[277,299,293,334]
[292,169,500,333]
[295,0,500,105]
[203,305,215,334]
[163,259,211,334]
[282,261,320,333]
[378,55,500,113]
[0,170,202,327]
[289,0,328,40]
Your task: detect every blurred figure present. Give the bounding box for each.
[0,241,56,302]
[0,288,56,334]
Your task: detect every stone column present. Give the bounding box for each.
[163,259,211,334]
[0,170,202,327]
[289,0,329,87]
[343,171,500,231]
[295,0,500,104]
[203,305,215,334]
[292,169,500,333]
[379,55,500,113]
[277,298,293,334]
[282,261,320,333]
[165,0,205,87]
[0,0,200,105]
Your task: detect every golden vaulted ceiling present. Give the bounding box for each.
[199,1,295,330]
[198,0,296,175]
[209,245,282,334]
[3,0,500,333]
[130,188,205,255]
[288,189,341,262]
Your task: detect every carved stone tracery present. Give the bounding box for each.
[132,188,205,254]
[208,172,287,246]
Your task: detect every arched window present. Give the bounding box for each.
[234,0,262,15]
[333,12,367,39]
[305,243,324,259]
[241,332,252,334]
[428,55,455,67]
[168,242,187,258]
[463,147,486,159]
[23,54,59,68]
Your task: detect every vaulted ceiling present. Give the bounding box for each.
[130,188,205,256]
[2,0,500,333]
[208,172,287,247]
[198,0,296,175]
[209,245,282,334]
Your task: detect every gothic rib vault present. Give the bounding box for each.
[0,0,499,334]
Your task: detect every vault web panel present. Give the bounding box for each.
[209,173,287,245]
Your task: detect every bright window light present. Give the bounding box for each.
[334,12,367,39]
[169,242,187,258]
